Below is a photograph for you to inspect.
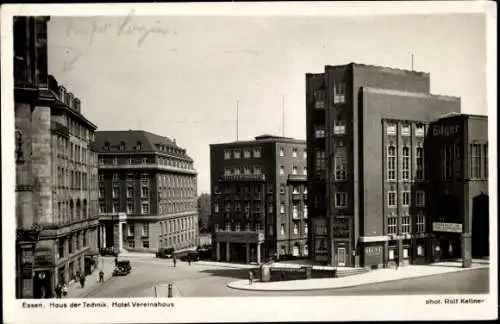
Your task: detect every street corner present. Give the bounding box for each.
[226,279,269,291]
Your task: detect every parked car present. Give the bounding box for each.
[197,246,212,260]
[113,260,131,276]
[100,247,119,257]
[156,248,174,259]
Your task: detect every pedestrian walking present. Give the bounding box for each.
[248,270,254,285]
[99,270,104,283]
[188,256,191,266]
[55,283,62,298]
[173,257,177,268]
[79,274,86,288]
[395,256,400,270]
[114,256,118,267]
[62,283,68,297]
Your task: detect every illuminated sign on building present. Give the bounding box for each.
[432,222,463,233]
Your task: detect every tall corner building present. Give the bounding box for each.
[94,131,198,253]
[210,135,308,264]
[305,63,469,268]
[15,17,100,298]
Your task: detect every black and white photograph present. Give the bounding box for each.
[1,1,497,323]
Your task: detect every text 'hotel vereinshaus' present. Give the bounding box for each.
[306,63,489,269]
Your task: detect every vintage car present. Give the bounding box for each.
[179,251,199,262]
[112,260,132,276]
[156,247,174,259]
[197,246,212,260]
[100,247,119,257]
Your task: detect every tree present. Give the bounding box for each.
[197,193,211,233]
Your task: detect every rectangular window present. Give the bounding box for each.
[315,149,326,174]
[279,166,285,176]
[280,224,285,235]
[292,166,298,175]
[402,191,410,206]
[443,145,453,180]
[387,145,396,181]
[333,119,346,135]
[292,205,299,219]
[303,205,308,219]
[335,154,347,181]
[142,223,149,237]
[142,239,150,249]
[386,123,397,135]
[388,191,397,207]
[128,223,135,237]
[243,167,251,175]
[253,166,261,175]
[280,184,285,194]
[112,173,119,181]
[127,202,135,214]
[314,90,325,109]
[402,146,410,180]
[292,149,298,158]
[292,186,299,194]
[279,147,285,157]
[233,149,241,159]
[304,223,308,234]
[416,191,425,207]
[416,213,425,233]
[335,192,348,208]
[99,186,104,198]
[387,216,397,234]
[112,185,119,198]
[141,186,149,198]
[224,168,232,176]
[401,125,410,136]
[415,124,425,137]
[127,185,134,198]
[471,144,481,179]
[415,147,424,180]
[243,149,251,159]
[303,167,307,175]
[253,147,261,158]
[333,82,346,104]
[280,203,285,214]
[293,224,299,235]
[234,167,241,175]
[224,150,231,160]
[99,203,106,214]
[314,125,326,138]
[303,150,307,159]
[401,215,411,234]
[113,202,119,213]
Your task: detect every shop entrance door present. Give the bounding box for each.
[337,247,346,266]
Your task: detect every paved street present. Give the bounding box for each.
[86,255,489,297]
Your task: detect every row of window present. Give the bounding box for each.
[224,147,261,160]
[314,121,347,137]
[279,166,307,176]
[215,202,308,218]
[159,200,196,214]
[57,229,90,259]
[159,216,198,235]
[387,145,424,181]
[387,190,425,207]
[470,143,488,179]
[99,156,193,170]
[55,199,96,225]
[55,135,97,166]
[313,82,347,108]
[65,115,94,142]
[100,201,150,215]
[386,213,425,234]
[159,231,197,250]
[386,123,426,137]
[279,147,307,159]
[280,223,308,236]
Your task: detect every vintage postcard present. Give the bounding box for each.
[1,1,497,323]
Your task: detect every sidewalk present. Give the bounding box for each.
[227,262,489,291]
[66,257,114,298]
[194,260,257,269]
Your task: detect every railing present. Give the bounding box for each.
[288,174,307,182]
[99,163,197,174]
[220,174,266,182]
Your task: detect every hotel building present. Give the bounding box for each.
[210,135,308,263]
[94,131,198,253]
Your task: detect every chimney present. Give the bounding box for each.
[73,98,81,112]
[58,86,67,103]
[67,92,74,109]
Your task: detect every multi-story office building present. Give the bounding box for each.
[306,63,461,268]
[210,135,308,264]
[94,131,198,253]
[15,16,100,299]
[426,113,489,268]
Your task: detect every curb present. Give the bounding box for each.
[226,266,489,292]
[79,275,114,298]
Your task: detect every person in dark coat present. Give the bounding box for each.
[114,257,118,266]
[99,270,104,283]
[173,256,177,268]
[248,270,254,285]
[55,283,62,298]
[79,274,86,288]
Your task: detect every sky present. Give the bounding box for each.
[46,13,487,194]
